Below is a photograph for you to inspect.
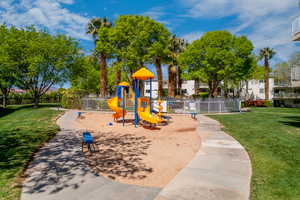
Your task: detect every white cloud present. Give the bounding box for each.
[0,0,91,41]
[56,0,74,4]
[182,31,203,43]
[142,7,170,25]
[178,0,300,62]
[181,0,295,19]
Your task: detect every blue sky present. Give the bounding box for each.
[1,0,300,68]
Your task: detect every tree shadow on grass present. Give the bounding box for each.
[0,107,17,118]
[0,104,59,118]
[280,116,300,128]
[22,130,92,195]
[84,132,153,181]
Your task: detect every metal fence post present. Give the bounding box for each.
[208,100,210,113]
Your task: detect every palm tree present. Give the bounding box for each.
[86,17,111,44]
[168,35,187,97]
[86,17,112,97]
[259,47,276,100]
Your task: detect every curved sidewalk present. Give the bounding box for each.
[155,115,252,200]
[21,110,161,200]
[21,110,251,200]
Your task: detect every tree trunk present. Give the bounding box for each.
[34,93,40,108]
[237,82,241,98]
[209,80,219,97]
[1,88,9,108]
[177,66,183,96]
[99,53,108,98]
[155,57,163,98]
[246,81,249,99]
[3,93,7,108]
[168,64,176,97]
[223,81,229,98]
[3,95,6,108]
[116,57,122,84]
[264,56,270,100]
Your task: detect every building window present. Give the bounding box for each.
[146,90,150,93]
[259,88,264,94]
[182,89,187,94]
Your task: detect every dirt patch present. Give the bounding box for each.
[76,112,200,187]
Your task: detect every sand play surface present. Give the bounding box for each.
[76,112,200,187]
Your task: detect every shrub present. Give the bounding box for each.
[0,91,62,105]
[243,100,273,107]
[61,89,88,109]
[263,100,273,107]
[192,92,209,99]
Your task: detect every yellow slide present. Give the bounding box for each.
[108,96,126,121]
[137,97,164,125]
[138,110,164,124]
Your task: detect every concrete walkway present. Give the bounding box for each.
[155,115,252,200]
[21,110,161,200]
[21,111,251,200]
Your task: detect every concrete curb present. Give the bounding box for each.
[155,115,252,200]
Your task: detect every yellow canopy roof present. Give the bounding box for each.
[132,68,154,80]
[118,82,130,87]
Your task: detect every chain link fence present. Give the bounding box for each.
[81,97,241,114]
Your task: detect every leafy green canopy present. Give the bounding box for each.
[112,15,171,73]
[70,56,100,94]
[0,25,17,106]
[179,31,256,96]
[3,26,82,106]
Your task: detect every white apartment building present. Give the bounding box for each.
[273,65,300,107]
[144,80,199,98]
[182,80,197,96]
[241,78,274,100]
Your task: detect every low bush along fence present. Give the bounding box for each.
[242,100,273,107]
[0,91,62,106]
[60,89,89,109]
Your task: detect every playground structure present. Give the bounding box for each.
[107,68,166,127]
[107,82,129,126]
[132,68,166,127]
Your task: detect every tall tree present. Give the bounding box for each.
[167,35,187,97]
[113,15,171,96]
[147,21,171,98]
[87,17,112,97]
[86,17,111,43]
[109,23,130,85]
[0,25,17,107]
[9,26,82,107]
[259,47,276,100]
[179,31,256,97]
[113,15,146,79]
[70,56,100,94]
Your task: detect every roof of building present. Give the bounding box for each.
[132,68,154,80]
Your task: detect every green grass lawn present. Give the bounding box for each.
[0,105,62,200]
[210,107,300,200]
